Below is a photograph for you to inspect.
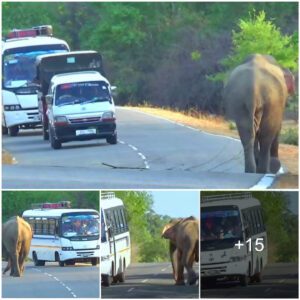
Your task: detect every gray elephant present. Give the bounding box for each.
[2,216,32,277]
[224,54,295,173]
[162,216,199,285]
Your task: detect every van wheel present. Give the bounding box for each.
[9,126,19,137]
[102,274,110,287]
[65,260,76,266]
[33,252,45,266]
[2,126,8,135]
[49,126,61,149]
[106,133,117,145]
[91,258,98,266]
[59,261,65,267]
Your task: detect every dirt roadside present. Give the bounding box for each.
[130,106,298,189]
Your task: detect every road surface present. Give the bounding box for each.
[2,262,99,298]
[201,263,298,298]
[3,107,272,189]
[101,262,199,298]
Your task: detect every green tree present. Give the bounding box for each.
[222,10,298,74]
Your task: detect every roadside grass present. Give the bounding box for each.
[2,150,15,164]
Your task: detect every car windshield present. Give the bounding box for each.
[62,213,99,238]
[3,44,68,88]
[55,81,111,106]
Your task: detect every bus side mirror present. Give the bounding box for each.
[46,94,53,105]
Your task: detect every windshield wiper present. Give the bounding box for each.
[81,97,111,104]
[57,101,78,107]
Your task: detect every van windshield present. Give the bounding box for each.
[201,206,243,250]
[55,81,111,106]
[62,213,99,238]
[3,44,68,88]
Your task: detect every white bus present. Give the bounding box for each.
[22,202,100,267]
[2,25,69,136]
[201,193,267,286]
[101,192,131,287]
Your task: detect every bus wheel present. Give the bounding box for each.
[66,260,75,266]
[102,274,110,287]
[91,258,98,266]
[9,125,19,137]
[59,260,65,267]
[240,275,248,287]
[33,252,45,266]
[2,126,8,135]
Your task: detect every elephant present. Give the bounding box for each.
[2,216,32,277]
[223,54,295,174]
[162,216,199,285]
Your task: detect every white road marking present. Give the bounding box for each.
[161,268,167,272]
[119,139,150,169]
[141,279,149,283]
[279,279,285,283]
[127,288,135,292]
[33,269,79,298]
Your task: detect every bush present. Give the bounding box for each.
[280,127,298,145]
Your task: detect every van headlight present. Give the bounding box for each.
[102,111,115,121]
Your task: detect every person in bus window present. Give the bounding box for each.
[201,217,217,241]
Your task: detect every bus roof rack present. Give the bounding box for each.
[101,192,116,200]
[31,201,71,209]
[201,192,253,203]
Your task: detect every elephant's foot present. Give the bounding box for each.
[188,274,199,285]
[270,157,281,174]
[12,271,21,277]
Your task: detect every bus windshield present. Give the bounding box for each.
[62,213,99,238]
[3,44,68,89]
[201,206,243,250]
[55,81,111,106]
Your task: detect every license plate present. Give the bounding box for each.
[76,128,96,136]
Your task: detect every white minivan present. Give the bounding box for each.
[36,51,117,149]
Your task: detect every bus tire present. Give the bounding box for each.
[240,275,248,287]
[33,252,45,266]
[66,260,75,266]
[9,125,19,137]
[117,272,125,283]
[106,133,117,145]
[91,258,98,266]
[2,126,8,135]
[42,123,49,140]
[102,274,110,287]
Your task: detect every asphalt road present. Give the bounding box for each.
[2,261,99,298]
[101,262,199,298]
[201,263,298,298]
[3,107,271,189]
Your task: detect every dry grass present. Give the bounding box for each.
[2,150,15,164]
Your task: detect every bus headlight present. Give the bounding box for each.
[62,247,74,251]
[101,255,110,261]
[4,105,21,111]
[230,255,246,262]
[102,111,115,122]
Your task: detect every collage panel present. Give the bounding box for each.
[2,191,100,298]
[100,190,200,298]
[200,191,298,299]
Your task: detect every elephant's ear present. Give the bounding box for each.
[161,223,176,241]
[283,69,296,95]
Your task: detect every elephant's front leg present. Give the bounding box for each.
[257,135,273,173]
[175,250,185,285]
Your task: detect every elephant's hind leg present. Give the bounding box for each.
[175,250,185,285]
[2,258,11,275]
[11,252,21,277]
[182,245,198,285]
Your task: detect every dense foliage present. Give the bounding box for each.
[2,191,99,222]
[3,2,298,113]
[201,191,298,263]
[113,191,171,262]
